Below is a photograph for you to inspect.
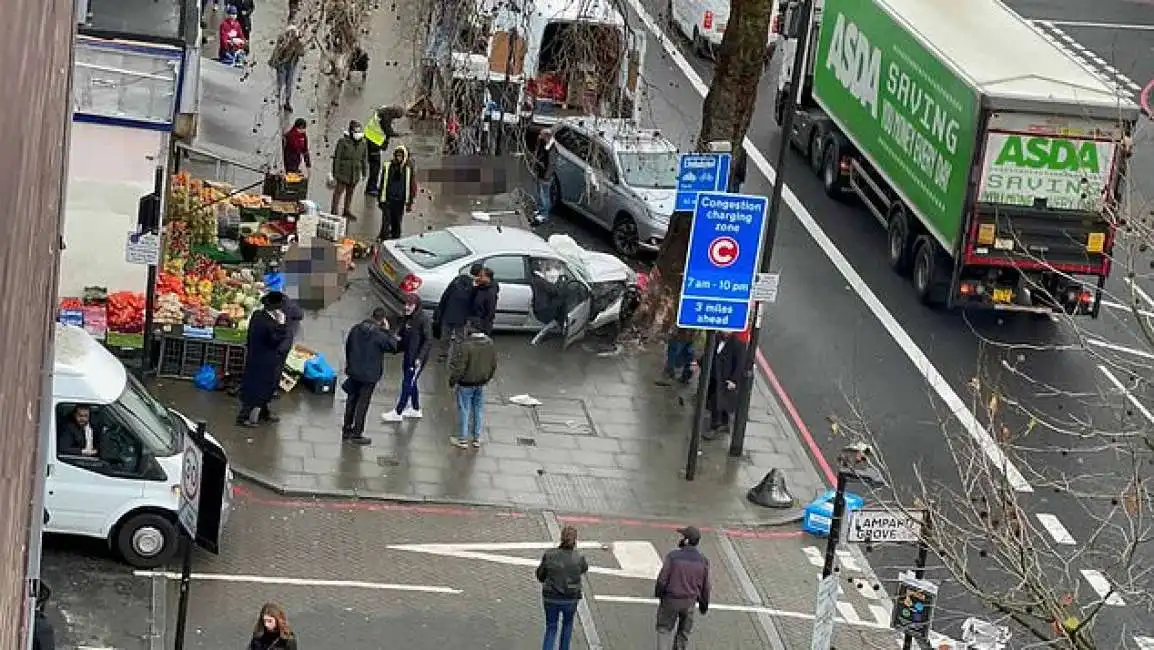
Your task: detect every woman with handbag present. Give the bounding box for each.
[249,602,298,650]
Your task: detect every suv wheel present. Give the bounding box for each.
[116,512,178,568]
[612,215,641,257]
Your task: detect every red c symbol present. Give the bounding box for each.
[708,237,739,267]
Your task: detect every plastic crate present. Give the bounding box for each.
[157,335,247,380]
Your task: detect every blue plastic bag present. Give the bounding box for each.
[264,271,285,292]
[303,354,337,381]
[193,365,220,391]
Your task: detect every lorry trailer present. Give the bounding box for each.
[774,0,1139,316]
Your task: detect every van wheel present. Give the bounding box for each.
[612,215,641,257]
[912,236,950,306]
[886,206,913,274]
[116,512,179,569]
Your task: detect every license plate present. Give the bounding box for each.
[992,288,1013,303]
[380,261,397,281]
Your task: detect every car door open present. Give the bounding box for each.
[562,279,592,348]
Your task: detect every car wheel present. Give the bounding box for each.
[116,512,178,569]
[886,206,912,274]
[612,215,641,257]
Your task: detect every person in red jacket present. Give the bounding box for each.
[282,118,311,174]
[218,6,246,61]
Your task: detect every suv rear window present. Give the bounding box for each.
[395,231,471,269]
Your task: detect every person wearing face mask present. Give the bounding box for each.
[236,292,290,428]
[530,260,565,345]
[382,293,432,423]
[330,120,369,219]
[654,526,711,650]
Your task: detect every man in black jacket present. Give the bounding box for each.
[341,307,398,445]
[535,525,588,650]
[435,263,482,358]
[704,331,747,440]
[470,266,499,335]
[382,293,432,422]
[654,526,711,650]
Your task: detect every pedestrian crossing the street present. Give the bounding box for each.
[1028,19,1144,99]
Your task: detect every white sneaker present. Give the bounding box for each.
[401,408,423,419]
[381,411,403,423]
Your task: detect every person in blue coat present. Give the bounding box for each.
[237,292,290,427]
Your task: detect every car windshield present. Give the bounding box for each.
[617,151,680,189]
[112,374,179,457]
[394,231,471,269]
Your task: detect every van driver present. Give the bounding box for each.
[58,405,98,457]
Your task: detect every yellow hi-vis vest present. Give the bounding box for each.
[364,110,385,146]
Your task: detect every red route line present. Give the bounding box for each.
[232,484,802,540]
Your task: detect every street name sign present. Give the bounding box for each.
[676,153,732,211]
[676,192,769,331]
[847,508,924,544]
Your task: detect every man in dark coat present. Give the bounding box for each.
[470,266,500,335]
[529,259,565,345]
[382,293,433,422]
[237,292,290,427]
[704,331,747,440]
[341,307,398,445]
[434,263,482,357]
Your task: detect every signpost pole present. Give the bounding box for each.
[901,511,932,650]
[139,165,165,379]
[172,532,195,650]
[686,331,718,481]
[730,0,815,456]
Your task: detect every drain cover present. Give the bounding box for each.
[376,456,401,467]
[530,397,597,436]
[515,437,538,447]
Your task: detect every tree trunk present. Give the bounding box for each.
[631,0,772,338]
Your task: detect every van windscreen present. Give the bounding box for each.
[114,374,179,457]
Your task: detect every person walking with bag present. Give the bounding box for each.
[330,120,368,220]
[249,603,298,650]
[382,293,432,423]
[654,526,711,650]
[536,525,588,650]
[341,307,397,445]
[447,318,497,449]
[268,25,305,112]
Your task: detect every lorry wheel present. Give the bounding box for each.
[821,145,844,199]
[809,135,824,174]
[773,88,786,126]
[116,512,179,569]
[912,237,949,306]
[886,207,913,273]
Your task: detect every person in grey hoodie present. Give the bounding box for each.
[654,526,711,650]
[536,526,588,650]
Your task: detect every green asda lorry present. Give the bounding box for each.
[772,0,1140,315]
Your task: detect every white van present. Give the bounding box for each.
[448,0,647,128]
[668,0,781,60]
[45,324,231,568]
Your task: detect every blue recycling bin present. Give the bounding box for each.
[802,489,865,537]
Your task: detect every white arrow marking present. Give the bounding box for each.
[387,540,664,580]
[1134,636,1154,650]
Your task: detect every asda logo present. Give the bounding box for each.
[993,136,1102,173]
[824,12,882,118]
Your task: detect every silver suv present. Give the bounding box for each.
[548,119,679,256]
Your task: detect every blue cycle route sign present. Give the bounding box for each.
[676,153,731,212]
[676,192,769,332]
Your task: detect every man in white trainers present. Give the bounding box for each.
[382,293,432,423]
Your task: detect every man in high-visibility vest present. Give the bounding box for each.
[363,105,403,196]
[376,144,417,241]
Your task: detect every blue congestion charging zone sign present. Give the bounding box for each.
[676,192,769,331]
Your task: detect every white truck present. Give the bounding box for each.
[773,0,1139,315]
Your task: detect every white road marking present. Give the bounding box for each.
[1087,338,1154,361]
[868,604,890,626]
[1035,513,1077,545]
[1098,365,1154,424]
[1124,277,1154,309]
[134,570,461,594]
[1135,636,1154,650]
[1037,19,1154,31]
[595,594,889,629]
[387,540,663,579]
[623,0,1034,493]
[835,601,863,623]
[1099,299,1154,319]
[1080,569,1126,605]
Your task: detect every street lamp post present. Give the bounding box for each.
[730,0,816,457]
